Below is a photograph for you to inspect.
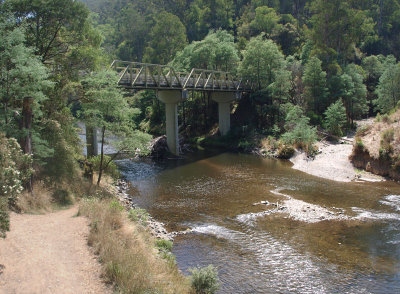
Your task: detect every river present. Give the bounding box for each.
[116,151,400,293]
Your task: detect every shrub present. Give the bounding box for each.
[0,197,9,238]
[88,155,120,179]
[282,106,317,153]
[382,128,395,143]
[277,145,295,159]
[156,239,176,266]
[354,138,365,152]
[0,133,33,237]
[189,265,220,294]
[356,125,371,137]
[128,208,149,225]
[52,189,73,206]
[382,113,391,123]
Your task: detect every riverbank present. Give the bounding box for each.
[289,139,385,183]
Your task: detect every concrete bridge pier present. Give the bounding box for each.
[157,90,186,155]
[211,92,238,136]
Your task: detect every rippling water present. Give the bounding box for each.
[116,152,400,293]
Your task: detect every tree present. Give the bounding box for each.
[302,56,327,114]
[250,6,280,36]
[324,99,347,137]
[81,70,151,185]
[0,15,53,164]
[310,0,374,66]
[342,64,368,124]
[375,62,400,113]
[282,104,317,152]
[172,30,239,72]
[7,0,91,63]
[238,35,285,89]
[362,55,384,113]
[143,12,188,64]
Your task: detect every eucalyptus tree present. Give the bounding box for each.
[238,34,285,90]
[81,69,151,186]
[143,11,188,65]
[302,56,327,114]
[375,62,400,113]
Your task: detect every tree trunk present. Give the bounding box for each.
[97,126,106,186]
[20,97,33,192]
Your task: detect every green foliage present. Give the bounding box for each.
[0,133,33,237]
[172,30,239,72]
[128,208,149,225]
[250,6,280,36]
[88,155,120,179]
[155,239,175,265]
[109,200,124,212]
[282,105,317,152]
[324,100,347,137]
[302,56,327,114]
[143,11,187,64]
[375,62,400,113]
[239,35,285,89]
[189,265,220,294]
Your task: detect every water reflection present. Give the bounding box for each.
[116,152,400,293]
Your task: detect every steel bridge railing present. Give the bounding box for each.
[111,60,254,92]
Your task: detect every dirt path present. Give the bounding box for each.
[0,206,111,294]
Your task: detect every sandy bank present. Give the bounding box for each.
[290,140,384,183]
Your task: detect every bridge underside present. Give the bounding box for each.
[111,61,253,155]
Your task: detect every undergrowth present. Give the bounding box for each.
[79,198,191,294]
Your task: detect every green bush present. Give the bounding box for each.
[155,239,173,252]
[109,200,124,212]
[128,207,149,225]
[88,155,120,179]
[282,106,317,153]
[0,197,9,238]
[355,138,365,152]
[189,265,220,294]
[382,113,391,123]
[0,133,33,237]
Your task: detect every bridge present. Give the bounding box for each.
[111,60,254,155]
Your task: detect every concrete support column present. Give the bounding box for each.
[157,90,185,155]
[217,102,231,136]
[211,92,237,136]
[165,103,179,155]
[86,124,98,157]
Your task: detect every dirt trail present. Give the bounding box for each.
[0,206,111,294]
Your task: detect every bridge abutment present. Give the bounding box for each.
[211,92,237,136]
[157,90,185,155]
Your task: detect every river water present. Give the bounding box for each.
[116,151,400,293]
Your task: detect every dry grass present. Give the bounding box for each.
[17,183,57,213]
[355,109,400,159]
[79,198,192,294]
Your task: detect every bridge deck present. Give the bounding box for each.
[111,60,253,92]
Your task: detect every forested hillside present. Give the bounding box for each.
[79,0,400,145]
